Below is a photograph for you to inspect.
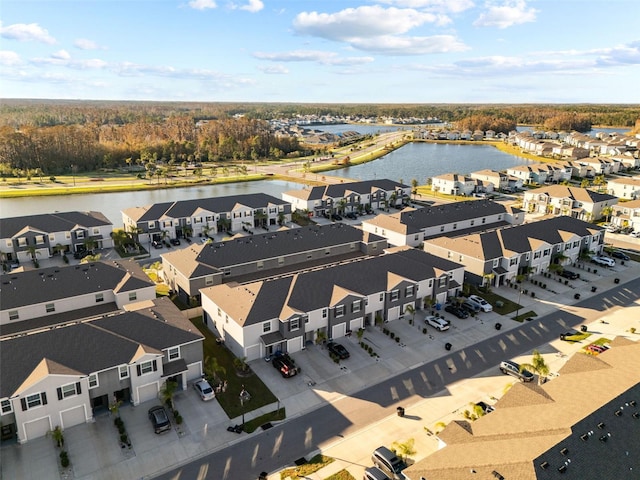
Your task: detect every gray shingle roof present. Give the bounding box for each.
[323,179,408,197]
[0,211,112,237]
[399,200,511,230]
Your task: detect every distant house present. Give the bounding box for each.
[469,169,522,192]
[121,193,292,244]
[0,211,113,265]
[610,198,640,231]
[431,173,476,196]
[607,177,640,200]
[522,185,618,221]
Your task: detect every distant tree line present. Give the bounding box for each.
[454,115,517,134]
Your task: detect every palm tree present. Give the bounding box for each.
[411,178,418,200]
[182,225,193,239]
[204,355,226,384]
[519,350,550,385]
[601,206,613,223]
[160,379,178,409]
[111,229,128,250]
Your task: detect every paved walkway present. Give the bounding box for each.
[1,258,639,480]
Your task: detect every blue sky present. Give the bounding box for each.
[1,0,639,103]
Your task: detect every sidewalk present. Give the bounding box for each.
[1,259,638,480]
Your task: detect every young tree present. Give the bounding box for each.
[391,438,416,462]
[519,350,550,385]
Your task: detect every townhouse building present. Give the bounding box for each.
[161,223,387,303]
[577,157,621,176]
[0,211,113,266]
[430,173,476,196]
[121,193,292,244]
[1,284,204,444]
[522,185,618,222]
[361,200,524,248]
[200,249,464,362]
[607,177,640,200]
[281,179,411,217]
[423,216,605,287]
[610,199,640,232]
[469,169,522,192]
[506,164,572,185]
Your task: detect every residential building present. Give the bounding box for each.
[121,193,292,244]
[0,211,113,266]
[522,185,618,222]
[469,169,522,192]
[607,177,640,200]
[577,157,621,176]
[161,223,387,303]
[430,173,476,196]
[200,249,464,361]
[423,216,605,286]
[506,164,572,185]
[281,179,411,217]
[361,200,524,247]
[1,260,156,327]
[610,199,640,232]
[0,297,204,444]
[403,337,640,480]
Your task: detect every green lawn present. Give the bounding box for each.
[325,470,356,480]
[190,317,278,418]
[280,454,334,479]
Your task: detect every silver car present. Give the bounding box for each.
[194,379,216,401]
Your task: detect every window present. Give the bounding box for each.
[88,374,99,389]
[279,257,285,265]
[49,234,55,241]
[453,223,457,230]
[390,290,399,301]
[493,259,499,267]
[46,303,55,313]
[18,238,27,247]
[257,261,264,270]
[9,310,19,321]
[543,249,550,257]
[534,252,541,259]
[510,258,518,266]
[335,305,345,317]
[128,292,137,301]
[1,399,13,414]
[22,392,47,411]
[440,225,445,232]
[290,318,300,331]
[205,275,214,286]
[322,308,327,318]
[470,219,475,226]
[438,276,447,287]
[482,218,486,224]
[379,293,384,301]
[119,365,129,380]
[76,230,85,239]
[92,227,100,235]
[137,360,157,376]
[352,301,361,313]
[167,347,180,361]
[148,221,155,228]
[5,239,11,248]
[65,232,71,239]
[58,382,81,400]
[405,285,414,297]
[95,293,104,303]
[263,322,271,333]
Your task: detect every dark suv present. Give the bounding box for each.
[148,405,171,434]
[371,446,407,480]
[560,269,579,280]
[272,353,297,378]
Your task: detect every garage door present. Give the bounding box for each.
[350,318,363,331]
[186,362,201,382]
[61,405,86,429]
[137,382,159,404]
[388,306,401,322]
[24,417,51,442]
[332,323,346,339]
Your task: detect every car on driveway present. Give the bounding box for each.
[170,238,181,246]
[461,299,481,314]
[475,401,495,414]
[152,240,163,249]
[327,341,350,359]
[371,446,407,480]
[560,331,580,341]
[425,315,450,331]
[631,231,640,238]
[611,250,630,261]
[499,360,534,382]
[560,269,579,279]
[194,379,215,401]
[592,256,615,267]
[364,466,392,480]
[468,295,493,312]
[148,405,171,434]
[272,352,298,378]
[445,304,469,319]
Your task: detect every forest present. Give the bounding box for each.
[0,100,638,177]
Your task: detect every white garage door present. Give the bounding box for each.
[350,318,363,331]
[332,323,346,339]
[137,382,159,404]
[388,306,401,321]
[186,362,201,382]
[61,405,86,429]
[24,417,51,442]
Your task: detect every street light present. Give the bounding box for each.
[515,289,524,320]
[239,385,250,428]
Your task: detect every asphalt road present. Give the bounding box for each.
[154,277,640,480]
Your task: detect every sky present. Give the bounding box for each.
[1,0,639,104]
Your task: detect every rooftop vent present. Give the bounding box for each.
[598,422,605,429]
[540,461,549,469]
[558,465,567,473]
[560,448,569,455]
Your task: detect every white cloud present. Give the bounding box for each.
[257,64,289,74]
[51,50,71,60]
[350,34,468,55]
[294,5,448,40]
[75,38,104,50]
[31,55,109,70]
[240,0,264,13]
[473,0,537,29]
[379,0,475,14]
[253,49,374,66]
[188,0,217,10]
[0,50,22,66]
[0,22,56,44]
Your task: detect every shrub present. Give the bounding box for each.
[390,332,395,339]
[60,451,70,468]
[118,424,126,435]
[176,415,183,425]
[395,337,400,343]
[120,434,128,443]
[423,328,427,334]
[631,327,637,334]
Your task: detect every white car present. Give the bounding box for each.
[425,315,450,331]
[631,231,640,238]
[194,379,215,401]
[592,256,615,267]
[467,295,493,312]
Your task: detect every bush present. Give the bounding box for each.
[390,332,395,339]
[60,451,70,468]
[423,328,427,334]
[120,434,128,443]
[118,424,126,435]
[395,337,400,343]
[176,415,183,425]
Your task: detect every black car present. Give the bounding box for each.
[170,238,181,246]
[611,251,630,261]
[148,406,171,434]
[560,331,580,341]
[332,214,343,221]
[272,353,297,378]
[327,341,350,359]
[445,304,469,319]
[475,401,495,414]
[560,269,579,280]
[152,240,163,249]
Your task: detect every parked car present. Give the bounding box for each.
[461,299,481,314]
[499,360,534,382]
[560,269,579,280]
[194,379,215,401]
[272,352,297,378]
[445,304,469,319]
[611,250,630,261]
[148,405,172,434]
[371,446,407,480]
[327,341,350,359]
[170,238,181,246]
[425,315,450,331]
[467,295,493,312]
[630,231,640,238]
[592,256,615,267]
[560,331,580,341]
[364,466,392,480]
[475,401,495,414]
[586,344,609,354]
[152,240,163,249]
